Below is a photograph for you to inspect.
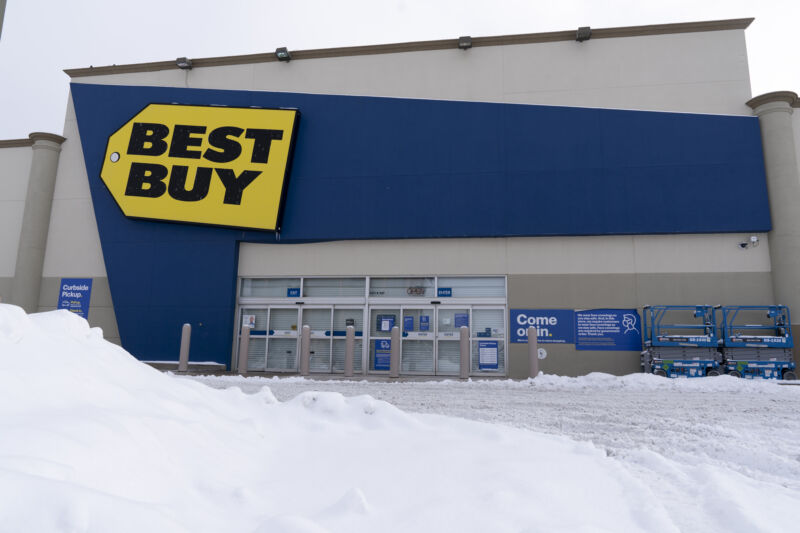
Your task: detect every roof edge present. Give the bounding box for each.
[0,138,34,148]
[64,17,754,78]
[746,91,799,110]
[29,132,67,144]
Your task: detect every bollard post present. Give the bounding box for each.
[344,325,355,377]
[237,325,251,375]
[527,326,539,378]
[178,323,191,372]
[299,325,311,376]
[389,326,400,378]
[459,325,470,379]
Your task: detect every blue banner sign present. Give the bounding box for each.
[287,287,300,297]
[455,313,469,328]
[404,316,414,331]
[57,278,93,319]
[575,309,642,351]
[374,339,391,370]
[510,309,575,344]
[437,287,452,297]
[478,340,499,370]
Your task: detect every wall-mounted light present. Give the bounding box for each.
[275,47,291,62]
[458,36,472,50]
[576,26,592,42]
[176,57,193,70]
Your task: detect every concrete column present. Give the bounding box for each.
[747,92,800,334]
[344,325,355,377]
[299,325,311,375]
[459,325,470,379]
[178,323,191,372]
[527,326,539,378]
[389,326,400,378]
[237,326,251,375]
[11,132,66,313]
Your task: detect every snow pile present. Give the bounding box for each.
[2,304,799,532]
[0,305,669,532]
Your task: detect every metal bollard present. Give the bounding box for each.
[237,325,251,375]
[459,325,470,379]
[389,326,400,378]
[299,325,311,376]
[344,325,355,377]
[527,326,539,378]
[178,323,191,372]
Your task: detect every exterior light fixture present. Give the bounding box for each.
[576,26,592,42]
[458,36,472,50]
[275,47,291,62]
[176,57,193,70]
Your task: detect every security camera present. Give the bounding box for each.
[738,241,749,249]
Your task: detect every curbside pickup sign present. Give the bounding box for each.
[100,104,299,231]
[57,278,93,319]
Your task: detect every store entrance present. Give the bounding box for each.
[236,276,507,376]
[302,306,365,373]
[236,305,366,373]
[368,306,470,375]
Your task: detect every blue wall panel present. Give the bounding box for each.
[70,83,771,365]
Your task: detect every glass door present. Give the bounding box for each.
[238,307,268,371]
[301,306,333,373]
[266,307,300,371]
[401,306,435,374]
[332,307,366,374]
[436,307,470,375]
[470,307,506,374]
[369,307,399,373]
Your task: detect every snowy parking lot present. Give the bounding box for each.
[191,373,800,532]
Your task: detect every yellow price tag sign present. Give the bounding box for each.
[101,104,299,231]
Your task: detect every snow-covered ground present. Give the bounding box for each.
[2,304,799,532]
[191,374,800,532]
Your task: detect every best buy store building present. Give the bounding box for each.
[3,18,800,378]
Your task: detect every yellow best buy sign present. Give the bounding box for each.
[101,103,299,231]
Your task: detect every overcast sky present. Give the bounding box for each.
[1,0,798,139]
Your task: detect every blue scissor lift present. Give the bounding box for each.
[720,305,797,380]
[642,305,722,378]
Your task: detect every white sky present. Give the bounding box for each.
[1,0,798,139]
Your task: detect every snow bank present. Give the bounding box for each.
[203,368,782,394]
[1,304,797,532]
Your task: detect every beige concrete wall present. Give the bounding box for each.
[72,29,751,115]
[41,96,107,280]
[0,145,33,280]
[794,108,800,182]
[239,233,772,277]
[0,277,11,304]
[31,96,114,337]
